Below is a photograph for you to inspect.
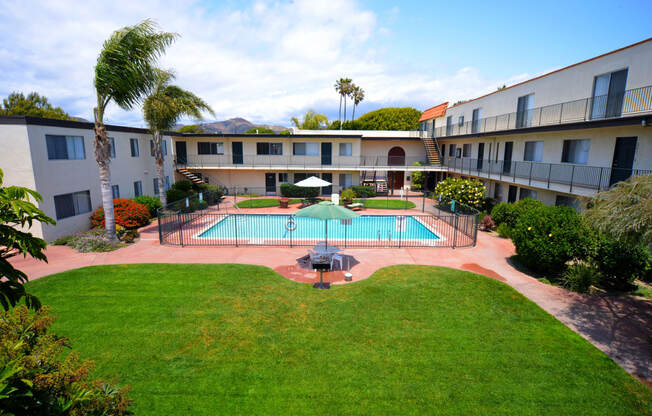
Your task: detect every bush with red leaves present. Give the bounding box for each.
[479,215,495,231]
[91,198,150,229]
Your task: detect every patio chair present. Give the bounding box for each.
[330,253,343,271]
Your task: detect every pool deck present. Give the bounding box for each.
[9,205,652,387]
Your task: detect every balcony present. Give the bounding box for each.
[443,156,651,196]
[434,85,652,138]
[175,154,443,171]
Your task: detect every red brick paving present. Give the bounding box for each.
[10,212,652,386]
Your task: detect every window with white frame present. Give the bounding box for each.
[133,181,142,197]
[111,184,120,199]
[519,187,538,200]
[446,116,453,135]
[256,142,282,155]
[458,115,464,127]
[448,144,456,157]
[561,139,590,164]
[523,141,543,162]
[293,142,319,156]
[555,195,580,210]
[339,173,352,189]
[462,144,472,157]
[53,190,91,220]
[165,176,170,190]
[108,137,116,158]
[46,135,85,160]
[130,138,139,157]
[339,142,352,156]
[197,142,224,155]
[153,178,160,194]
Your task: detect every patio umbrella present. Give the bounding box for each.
[294,201,360,289]
[294,176,332,187]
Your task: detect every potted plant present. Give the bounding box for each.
[341,189,355,207]
[278,197,289,208]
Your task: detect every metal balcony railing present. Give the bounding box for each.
[433,85,652,138]
[175,154,435,170]
[443,156,651,192]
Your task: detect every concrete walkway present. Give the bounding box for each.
[10,218,651,386]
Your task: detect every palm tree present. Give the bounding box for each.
[334,77,352,128]
[351,85,365,120]
[93,20,177,240]
[291,110,329,129]
[143,69,214,205]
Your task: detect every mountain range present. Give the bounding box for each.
[176,117,287,134]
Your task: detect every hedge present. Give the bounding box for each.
[351,185,376,198]
[280,183,319,198]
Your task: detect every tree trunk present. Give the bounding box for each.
[343,97,347,123]
[93,121,117,241]
[338,95,342,128]
[352,104,356,120]
[154,130,167,206]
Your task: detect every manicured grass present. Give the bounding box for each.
[359,198,416,209]
[28,265,651,415]
[235,198,301,208]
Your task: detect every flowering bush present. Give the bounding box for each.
[479,215,495,231]
[91,198,150,229]
[66,229,125,252]
[434,177,486,209]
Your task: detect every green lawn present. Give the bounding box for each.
[235,198,301,208]
[27,265,651,415]
[358,199,416,209]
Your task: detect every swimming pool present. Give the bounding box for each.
[197,214,441,244]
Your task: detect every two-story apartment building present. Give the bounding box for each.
[0,116,174,241]
[170,129,444,195]
[419,37,652,208]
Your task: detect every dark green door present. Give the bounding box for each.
[610,137,637,186]
[321,142,332,165]
[503,142,513,174]
[232,142,243,164]
[175,141,187,165]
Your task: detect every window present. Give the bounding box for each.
[111,184,120,199]
[278,173,288,183]
[165,176,170,190]
[561,139,590,164]
[523,141,543,162]
[46,135,85,160]
[591,69,628,119]
[456,147,462,158]
[458,116,464,127]
[440,144,445,159]
[516,94,535,128]
[53,190,91,220]
[293,142,319,156]
[197,142,224,155]
[448,144,456,157]
[555,195,580,210]
[472,108,482,133]
[134,181,142,197]
[130,138,139,157]
[256,142,282,155]
[339,173,352,188]
[108,137,116,158]
[153,178,159,194]
[519,187,538,200]
[462,144,472,158]
[446,116,453,135]
[339,143,352,156]
[162,140,167,155]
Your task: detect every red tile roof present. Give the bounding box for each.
[419,102,448,122]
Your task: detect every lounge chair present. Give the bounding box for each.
[347,202,364,211]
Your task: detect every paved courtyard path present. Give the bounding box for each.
[10,219,651,387]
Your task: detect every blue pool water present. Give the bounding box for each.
[197,215,440,241]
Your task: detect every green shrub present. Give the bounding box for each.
[132,195,162,216]
[491,202,510,225]
[67,229,125,252]
[592,235,651,291]
[280,183,319,198]
[491,199,545,229]
[0,306,132,415]
[172,180,194,192]
[52,235,73,245]
[561,263,597,293]
[179,199,209,213]
[434,177,486,209]
[166,188,187,204]
[197,183,223,205]
[351,185,376,198]
[341,189,356,203]
[511,205,592,275]
[496,223,512,238]
[121,229,139,244]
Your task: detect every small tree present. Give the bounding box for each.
[0,168,54,310]
[411,162,425,190]
[434,177,486,209]
[244,127,275,134]
[291,110,329,129]
[0,92,72,120]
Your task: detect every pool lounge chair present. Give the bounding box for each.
[347,202,364,211]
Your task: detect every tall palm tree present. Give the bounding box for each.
[93,20,177,240]
[291,110,329,129]
[351,85,365,120]
[143,69,214,204]
[334,77,352,128]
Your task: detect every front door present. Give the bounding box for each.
[232,142,243,164]
[321,173,332,195]
[175,141,187,165]
[503,141,513,174]
[321,142,332,165]
[388,171,404,190]
[610,137,637,186]
[508,185,517,203]
[265,173,276,194]
[477,143,484,170]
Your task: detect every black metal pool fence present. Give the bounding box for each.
[157,189,478,248]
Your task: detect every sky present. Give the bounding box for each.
[1,0,651,127]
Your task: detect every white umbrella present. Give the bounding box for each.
[294,176,331,187]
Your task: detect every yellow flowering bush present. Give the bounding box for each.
[433,177,486,209]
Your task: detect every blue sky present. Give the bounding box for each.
[0,0,650,127]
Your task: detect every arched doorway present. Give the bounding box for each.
[387,147,405,190]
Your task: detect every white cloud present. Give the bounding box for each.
[0,0,529,126]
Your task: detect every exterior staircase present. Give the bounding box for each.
[422,136,442,167]
[361,170,388,195]
[177,168,206,185]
